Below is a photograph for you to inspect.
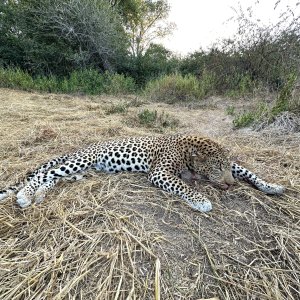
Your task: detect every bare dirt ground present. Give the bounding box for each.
[0,88,299,300]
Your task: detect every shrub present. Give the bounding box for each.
[138,109,158,125]
[272,73,297,115]
[103,72,136,95]
[198,69,217,96]
[144,73,208,103]
[33,75,60,92]
[0,68,34,90]
[0,68,136,95]
[233,111,256,128]
[63,69,105,94]
[233,103,268,128]
[225,74,257,98]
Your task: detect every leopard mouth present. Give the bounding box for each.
[187,173,233,190]
[210,180,234,190]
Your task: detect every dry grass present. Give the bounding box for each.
[0,88,299,300]
[255,111,300,133]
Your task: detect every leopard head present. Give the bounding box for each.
[189,139,235,189]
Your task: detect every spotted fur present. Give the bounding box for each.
[0,135,284,211]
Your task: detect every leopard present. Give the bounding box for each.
[0,135,284,212]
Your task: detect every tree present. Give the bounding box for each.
[222,1,300,88]
[0,0,129,74]
[121,0,175,57]
[40,0,129,71]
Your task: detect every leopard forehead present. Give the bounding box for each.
[189,137,229,155]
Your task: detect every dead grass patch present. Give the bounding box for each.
[0,89,299,299]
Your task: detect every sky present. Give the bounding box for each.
[161,0,300,55]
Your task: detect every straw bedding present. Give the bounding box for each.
[0,89,299,300]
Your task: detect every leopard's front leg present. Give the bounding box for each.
[148,168,212,212]
[232,163,284,195]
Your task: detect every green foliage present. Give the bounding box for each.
[137,109,179,129]
[103,72,136,95]
[180,49,259,95]
[0,68,136,95]
[220,3,300,91]
[144,72,215,103]
[60,70,136,95]
[199,69,217,96]
[226,74,257,98]
[124,43,179,86]
[233,112,256,128]
[233,103,268,128]
[0,0,128,75]
[226,106,235,116]
[0,68,34,89]
[272,73,297,115]
[138,109,158,125]
[232,73,299,128]
[1,0,300,103]
[121,0,174,57]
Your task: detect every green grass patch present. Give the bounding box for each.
[226,105,235,116]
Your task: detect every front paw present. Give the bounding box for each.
[191,200,213,212]
[16,197,32,208]
[16,190,32,208]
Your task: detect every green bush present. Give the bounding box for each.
[226,105,235,116]
[233,111,256,128]
[272,73,297,115]
[233,103,268,128]
[103,72,136,95]
[0,68,136,95]
[225,74,257,98]
[144,73,211,103]
[138,109,158,125]
[33,75,60,92]
[0,68,34,90]
[199,69,217,96]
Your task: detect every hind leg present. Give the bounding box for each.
[0,155,70,203]
[16,158,92,207]
[15,178,59,207]
[17,173,86,207]
[62,173,86,182]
